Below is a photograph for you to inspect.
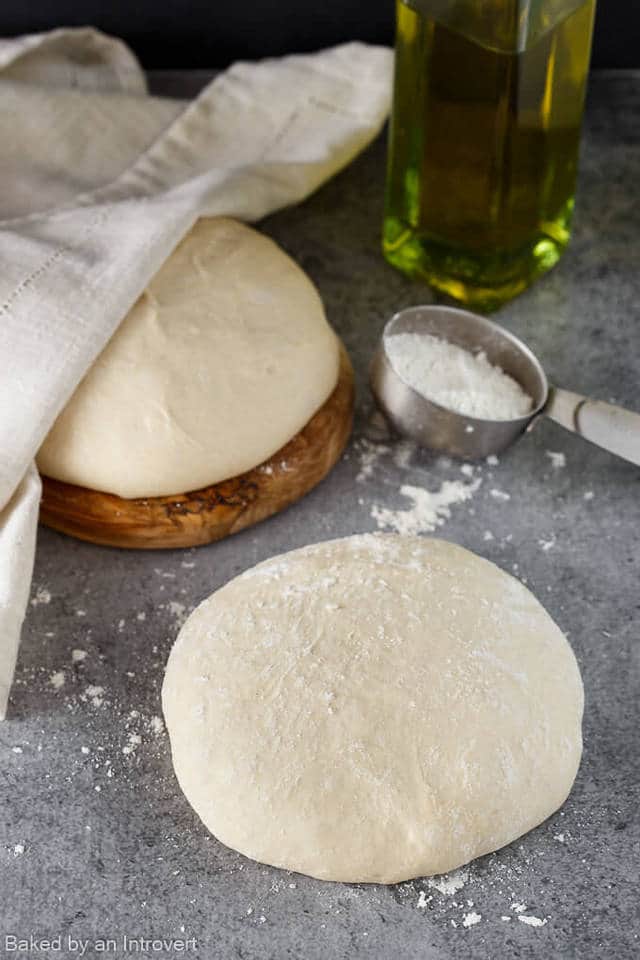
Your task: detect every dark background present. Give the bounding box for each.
[1,1,637,69]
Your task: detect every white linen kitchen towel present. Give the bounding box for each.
[0,28,393,718]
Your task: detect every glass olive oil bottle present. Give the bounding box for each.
[383,0,596,310]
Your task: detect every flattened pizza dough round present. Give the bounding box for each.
[162,534,584,884]
[37,218,339,498]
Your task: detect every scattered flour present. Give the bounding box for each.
[356,440,391,482]
[490,488,511,501]
[49,671,65,690]
[462,911,482,928]
[553,833,566,843]
[122,733,142,757]
[546,451,566,469]
[385,333,532,420]
[518,915,547,927]
[72,649,87,663]
[372,479,481,536]
[417,891,432,908]
[13,844,24,856]
[85,685,104,708]
[150,715,165,736]
[168,601,188,628]
[428,868,468,896]
[31,587,51,607]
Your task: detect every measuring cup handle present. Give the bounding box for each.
[545,387,640,467]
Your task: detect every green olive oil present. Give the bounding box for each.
[383,0,596,310]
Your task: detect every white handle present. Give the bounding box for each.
[545,387,640,467]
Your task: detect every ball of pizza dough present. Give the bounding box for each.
[162,534,583,883]
[37,218,339,498]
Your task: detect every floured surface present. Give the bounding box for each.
[163,533,583,883]
[37,218,340,498]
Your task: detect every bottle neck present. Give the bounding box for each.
[399,0,591,53]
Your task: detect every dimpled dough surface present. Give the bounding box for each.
[162,534,584,884]
[37,218,340,499]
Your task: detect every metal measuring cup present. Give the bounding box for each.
[370,305,640,465]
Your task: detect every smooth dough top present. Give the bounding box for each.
[162,534,584,884]
[37,218,340,498]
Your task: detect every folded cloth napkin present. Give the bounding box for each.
[0,27,393,719]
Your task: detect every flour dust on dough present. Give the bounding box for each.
[37,218,340,498]
[162,534,584,884]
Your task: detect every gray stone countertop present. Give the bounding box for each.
[2,70,639,960]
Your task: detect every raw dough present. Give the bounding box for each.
[162,534,583,884]
[37,218,340,498]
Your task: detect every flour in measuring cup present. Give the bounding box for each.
[385,333,532,420]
